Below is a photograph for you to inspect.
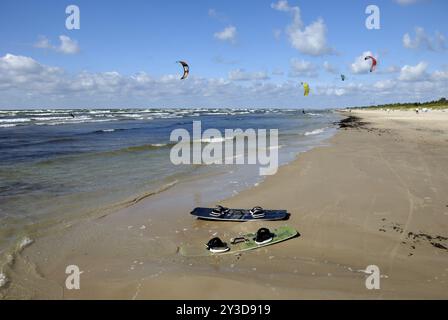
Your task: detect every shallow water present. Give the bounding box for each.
[0,108,340,280]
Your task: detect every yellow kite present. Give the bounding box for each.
[301,82,310,96]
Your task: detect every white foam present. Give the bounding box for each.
[304,128,326,136]
[143,112,171,117]
[26,113,59,116]
[202,112,229,116]
[120,114,145,118]
[18,237,34,252]
[35,118,117,126]
[31,117,73,121]
[89,110,111,114]
[0,273,8,288]
[0,118,30,123]
[194,136,236,143]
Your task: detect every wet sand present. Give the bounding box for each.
[2,109,448,299]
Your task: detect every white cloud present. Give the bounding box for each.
[398,62,428,81]
[394,0,421,5]
[58,35,80,54]
[1,54,447,109]
[271,0,334,56]
[0,53,62,77]
[0,53,41,72]
[431,69,448,81]
[214,26,237,43]
[373,79,396,90]
[350,51,374,74]
[34,36,51,49]
[0,54,63,92]
[228,69,269,81]
[403,27,446,51]
[34,35,80,54]
[289,58,318,77]
[208,8,228,22]
[272,68,284,76]
[323,61,338,74]
[271,0,291,11]
[381,65,400,74]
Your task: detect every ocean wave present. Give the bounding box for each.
[173,110,194,115]
[160,115,183,119]
[122,143,173,152]
[230,111,250,115]
[148,112,171,116]
[90,142,174,157]
[0,118,31,123]
[150,143,169,147]
[202,112,230,116]
[193,136,237,143]
[93,128,121,133]
[119,113,146,118]
[26,112,71,116]
[30,116,75,121]
[0,124,18,128]
[304,128,326,136]
[35,118,117,126]
[88,110,111,114]
[90,127,141,134]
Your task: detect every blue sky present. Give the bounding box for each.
[0,0,447,108]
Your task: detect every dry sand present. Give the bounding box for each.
[3,109,448,299]
[220,109,448,299]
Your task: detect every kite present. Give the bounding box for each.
[364,56,377,72]
[301,82,310,96]
[341,74,346,81]
[177,61,189,80]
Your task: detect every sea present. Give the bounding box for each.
[0,108,341,283]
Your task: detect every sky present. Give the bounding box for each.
[0,0,447,109]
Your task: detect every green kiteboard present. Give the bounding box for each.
[178,225,299,257]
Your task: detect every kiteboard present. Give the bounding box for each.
[178,226,299,257]
[190,206,289,221]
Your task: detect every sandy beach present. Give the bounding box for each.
[2,109,448,299]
